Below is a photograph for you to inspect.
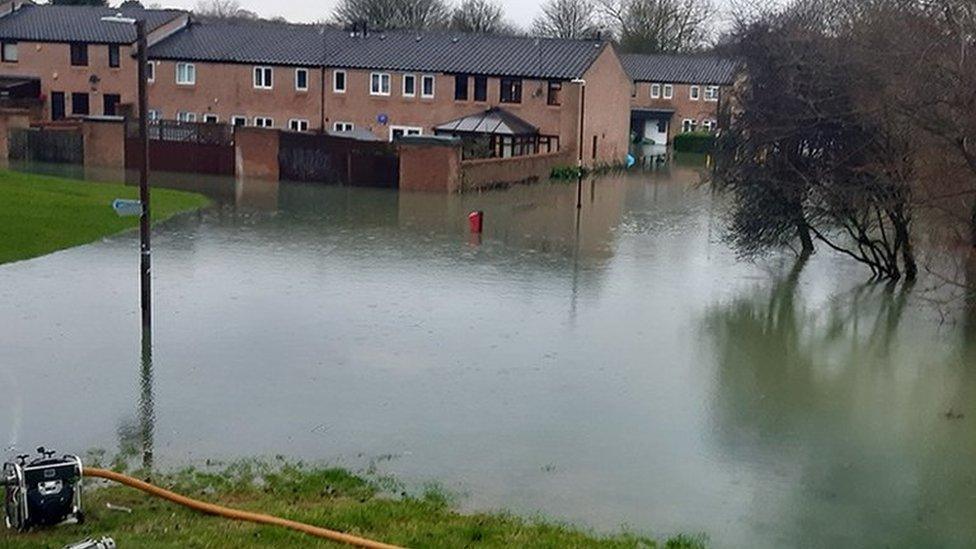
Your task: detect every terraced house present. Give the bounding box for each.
[0,1,735,168]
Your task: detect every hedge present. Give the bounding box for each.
[673,132,715,154]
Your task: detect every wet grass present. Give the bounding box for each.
[0,459,707,548]
[0,169,210,264]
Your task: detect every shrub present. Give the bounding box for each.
[673,132,715,153]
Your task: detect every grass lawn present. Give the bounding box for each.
[0,461,705,548]
[0,170,210,265]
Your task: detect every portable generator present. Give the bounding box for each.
[2,447,83,531]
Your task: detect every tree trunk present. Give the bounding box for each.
[970,198,976,250]
[797,219,814,258]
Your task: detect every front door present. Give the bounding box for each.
[103,94,120,116]
[51,91,65,121]
[643,118,669,145]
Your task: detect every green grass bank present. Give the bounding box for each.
[0,170,210,265]
[0,461,705,548]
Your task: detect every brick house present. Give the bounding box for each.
[0,2,187,120]
[622,53,737,145]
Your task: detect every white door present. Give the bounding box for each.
[643,118,669,145]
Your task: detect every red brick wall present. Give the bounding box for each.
[398,140,462,192]
[580,46,632,165]
[81,118,124,168]
[235,126,279,180]
[460,150,574,191]
[630,81,727,143]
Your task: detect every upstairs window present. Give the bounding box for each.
[704,85,719,101]
[2,41,17,63]
[631,82,637,97]
[689,85,701,100]
[295,68,308,91]
[403,74,416,97]
[454,74,468,101]
[108,44,120,68]
[421,74,435,98]
[333,70,346,93]
[663,84,673,99]
[370,72,390,96]
[650,83,661,99]
[500,78,521,103]
[176,62,196,85]
[547,81,562,106]
[254,66,273,89]
[473,75,487,102]
[70,43,88,66]
[146,61,155,82]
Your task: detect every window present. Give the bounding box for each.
[176,62,195,85]
[333,70,346,93]
[701,119,714,132]
[254,66,273,89]
[70,43,88,66]
[650,83,661,99]
[421,74,435,98]
[103,94,120,116]
[177,111,196,122]
[704,85,719,101]
[147,109,160,121]
[146,61,155,82]
[203,113,219,123]
[631,82,637,97]
[500,78,521,103]
[690,85,700,100]
[473,75,487,102]
[231,115,247,127]
[370,72,390,96]
[402,74,415,97]
[1,41,17,63]
[682,119,697,132]
[663,84,673,99]
[71,92,89,115]
[108,44,120,68]
[547,81,562,106]
[333,121,354,132]
[295,68,308,91]
[389,125,422,141]
[253,116,273,128]
[288,119,309,132]
[454,74,468,101]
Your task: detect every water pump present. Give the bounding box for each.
[2,447,83,531]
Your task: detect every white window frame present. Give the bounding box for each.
[704,85,719,102]
[389,125,422,141]
[333,121,354,132]
[333,70,346,93]
[690,85,701,101]
[288,118,309,132]
[146,61,154,82]
[402,74,416,97]
[650,83,661,99]
[253,116,274,128]
[663,84,673,99]
[295,68,309,91]
[1,41,17,63]
[176,62,195,85]
[253,66,273,89]
[701,119,714,132]
[421,74,435,98]
[202,113,219,123]
[177,111,196,122]
[147,109,160,121]
[682,118,698,132]
[370,72,391,96]
[231,115,247,127]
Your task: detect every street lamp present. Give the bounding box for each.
[571,78,586,209]
[102,15,151,334]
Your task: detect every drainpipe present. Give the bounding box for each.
[571,77,586,209]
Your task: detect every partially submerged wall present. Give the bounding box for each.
[235,126,279,180]
[460,150,573,191]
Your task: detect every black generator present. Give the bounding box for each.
[3,447,83,531]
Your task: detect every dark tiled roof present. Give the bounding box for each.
[150,20,607,78]
[0,5,185,44]
[326,30,607,79]
[149,20,329,66]
[621,53,737,85]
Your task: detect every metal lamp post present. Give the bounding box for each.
[571,78,586,209]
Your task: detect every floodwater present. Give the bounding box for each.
[1,160,975,548]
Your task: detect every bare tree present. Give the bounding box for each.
[332,0,451,30]
[532,0,601,39]
[194,0,258,19]
[450,0,513,34]
[599,0,713,53]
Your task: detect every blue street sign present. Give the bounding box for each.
[112,198,142,217]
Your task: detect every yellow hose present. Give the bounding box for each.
[84,467,405,549]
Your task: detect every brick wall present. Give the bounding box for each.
[630,81,728,143]
[460,150,574,191]
[580,46,632,166]
[235,126,279,180]
[81,117,124,168]
[398,138,462,192]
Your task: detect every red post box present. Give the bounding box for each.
[468,210,484,234]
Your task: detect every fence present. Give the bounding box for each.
[278,131,398,187]
[125,120,235,176]
[9,126,83,164]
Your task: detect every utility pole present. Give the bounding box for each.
[572,78,586,209]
